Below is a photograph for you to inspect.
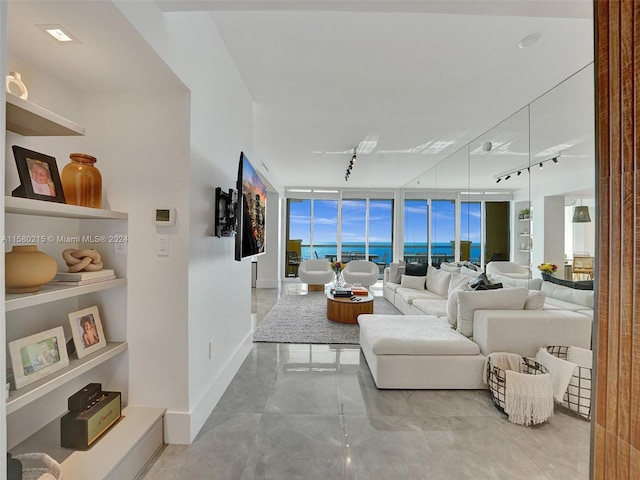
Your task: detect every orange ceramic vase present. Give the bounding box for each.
[61,153,102,208]
[5,245,57,293]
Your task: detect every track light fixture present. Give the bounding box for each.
[493,153,561,184]
[344,147,357,181]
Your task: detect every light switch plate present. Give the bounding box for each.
[157,235,169,256]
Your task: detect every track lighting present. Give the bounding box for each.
[344,147,357,181]
[493,152,561,183]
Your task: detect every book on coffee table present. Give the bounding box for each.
[351,286,369,296]
[333,287,353,297]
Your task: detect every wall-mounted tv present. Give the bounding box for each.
[235,152,267,261]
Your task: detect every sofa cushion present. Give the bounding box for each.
[426,267,451,298]
[542,282,594,309]
[359,315,480,356]
[395,287,443,305]
[412,298,448,317]
[388,262,405,284]
[544,297,589,311]
[490,274,542,290]
[384,281,402,293]
[400,274,426,290]
[524,290,546,310]
[457,287,529,337]
[406,262,428,276]
[446,286,467,328]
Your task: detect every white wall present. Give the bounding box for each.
[115,2,267,443]
[256,190,281,288]
[81,90,191,417]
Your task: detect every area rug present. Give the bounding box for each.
[253,292,401,344]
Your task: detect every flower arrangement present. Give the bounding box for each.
[330,261,346,274]
[538,263,558,275]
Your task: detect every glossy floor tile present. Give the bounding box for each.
[141,283,591,480]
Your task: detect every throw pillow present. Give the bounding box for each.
[426,267,451,298]
[388,262,403,284]
[440,262,461,273]
[456,287,529,337]
[400,274,426,290]
[405,262,428,276]
[446,285,466,328]
[448,272,471,296]
[524,290,546,310]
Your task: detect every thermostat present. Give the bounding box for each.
[154,208,176,226]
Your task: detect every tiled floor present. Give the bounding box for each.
[141,283,591,479]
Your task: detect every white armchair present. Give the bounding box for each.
[342,260,379,287]
[298,259,334,290]
[485,261,530,279]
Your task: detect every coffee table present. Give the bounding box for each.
[326,290,374,324]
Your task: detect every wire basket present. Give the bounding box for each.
[486,356,549,414]
[546,345,592,420]
[13,453,62,480]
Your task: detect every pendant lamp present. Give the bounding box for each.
[572,205,591,223]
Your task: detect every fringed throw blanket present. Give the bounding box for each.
[504,370,554,426]
[484,352,554,426]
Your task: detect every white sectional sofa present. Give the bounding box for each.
[359,262,594,389]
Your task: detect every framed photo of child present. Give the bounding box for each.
[68,306,107,359]
[11,145,66,203]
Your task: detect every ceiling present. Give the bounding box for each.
[7,1,595,192]
[161,0,595,191]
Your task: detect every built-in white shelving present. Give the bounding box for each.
[5,92,85,136]
[6,278,127,312]
[4,47,162,479]
[6,342,128,414]
[5,196,127,219]
[11,405,165,480]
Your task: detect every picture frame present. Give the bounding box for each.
[11,145,66,203]
[9,326,70,389]
[68,306,107,359]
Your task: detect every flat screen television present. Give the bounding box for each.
[235,152,267,261]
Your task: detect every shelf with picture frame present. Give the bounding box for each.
[6,342,127,414]
[3,100,145,473]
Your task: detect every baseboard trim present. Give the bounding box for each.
[162,331,253,444]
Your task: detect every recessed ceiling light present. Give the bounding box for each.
[36,24,81,44]
[519,33,540,49]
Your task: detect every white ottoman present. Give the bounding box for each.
[359,315,486,389]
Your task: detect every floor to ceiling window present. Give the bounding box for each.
[404,199,429,262]
[460,201,482,264]
[341,198,367,259]
[430,199,456,267]
[310,199,338,260]
[285,196,393,276]
[368,199,393,268]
